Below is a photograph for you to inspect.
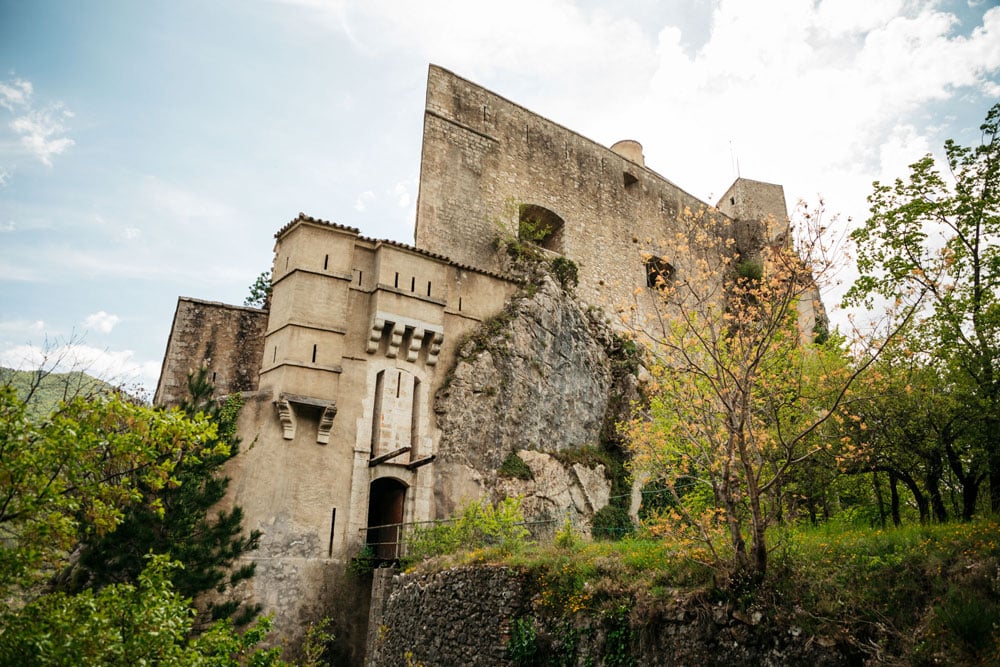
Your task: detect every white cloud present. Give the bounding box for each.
[388,181,410,208]
[0,220,13,232]
[0,342,160,394]
[82,311,121,334]
[0,167,10,188]
[878,124,933,182]
[0,78,33,111]
[1,78,75,166]
[354,189,375,211]
[0,318,45,336]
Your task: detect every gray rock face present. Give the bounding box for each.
[435,275,616,472]
[432,273,637,522]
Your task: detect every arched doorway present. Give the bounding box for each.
[366,478,407,560]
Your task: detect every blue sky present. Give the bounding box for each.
[1,0,998,394]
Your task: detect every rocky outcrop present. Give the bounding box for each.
[432,272,639,523]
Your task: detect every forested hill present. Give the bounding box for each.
[0,367,118,417]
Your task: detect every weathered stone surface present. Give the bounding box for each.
[436,275,614,472]
[154,297,267,406]
[366,566,532,667]
[367,565,858,667]
[433,274,634,522]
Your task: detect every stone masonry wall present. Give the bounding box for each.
[154,297,267,406]
[366,565,857,667]
[366,566,532,667]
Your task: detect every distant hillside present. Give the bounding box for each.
[0,367,118,417]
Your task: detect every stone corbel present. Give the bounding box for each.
[406,328,425,362]
[386,322,405,359]
[427,331,444,366]
[275,399,296,440]
[366,317,385,354]
[316,402,338,445]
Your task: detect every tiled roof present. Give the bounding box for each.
[276,213,514,282]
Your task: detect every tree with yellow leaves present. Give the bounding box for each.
[623,204,893,581]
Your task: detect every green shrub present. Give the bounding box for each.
[591,505,634,541]
[550,257,579,289]
[507,616,538,666]
[499,452,534,480]
[406,497,531,560]
[736,259,763,281]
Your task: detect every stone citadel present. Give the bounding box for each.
[154,64,807,648]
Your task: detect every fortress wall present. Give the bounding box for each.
[153,298,267,406]
[414,65,739,324]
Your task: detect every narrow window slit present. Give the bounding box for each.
[328,508,337,557]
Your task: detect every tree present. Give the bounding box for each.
[62,368,262,625]
[245,271,272,309]
[1,556,283,667]
[0,386,221,597]
[835,322,992,524]
[845,103,1000,510]
[624,204,886,580]
[0,383,281,664]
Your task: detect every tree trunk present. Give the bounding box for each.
[873,471,887,529]
[894,469,929,523]
[889,472,901,527]
[926,455,949,523]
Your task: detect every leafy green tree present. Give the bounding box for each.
[1,556,283,666]
[63,367,262,625]
[245,271,272,309]
[0,382,281,665]
[836,330,987,523]
[0,385,221,597]
[845,103,1000,510]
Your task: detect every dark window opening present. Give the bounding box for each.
[324,254,329,270]
[211,371,217,383]
[458,296,463,311]
[312,344,317,363]
[518,204,565,254]
[394,272,399,288]
[646,256,676,290]
[730,197,735,206]
[624,171,638,188]
[273,347,277,362]
[427,281,432,297]
[410,276,415,292]
[358,270,363,285]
